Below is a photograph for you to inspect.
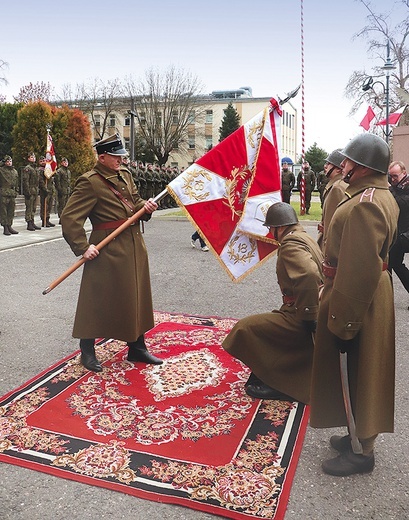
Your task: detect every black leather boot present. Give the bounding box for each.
[127,336,163,365]
[3,225,11,236]
[46,218,55,227]
[27,220,36,231]
[33,222,41,230]
[8,225,18,234]
[80,338,102,372]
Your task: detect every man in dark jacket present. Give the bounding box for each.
[387,160,409,295]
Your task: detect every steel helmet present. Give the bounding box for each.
[263,202,298,227]
[325,148,344,169]
[341,134,390,174]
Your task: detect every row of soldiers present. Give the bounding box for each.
[0,152,71,235]
[122,158,180,209]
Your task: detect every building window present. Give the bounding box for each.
[124,115,130,126]
[188,110,195,124]
[156,111,162,125]
[205,110,213,123]
[188,136,195,149]
[172,111,179,124]
[109,114,116,127]
[94,114,101,127]
[205,136,213,150]
[124,137,130,151]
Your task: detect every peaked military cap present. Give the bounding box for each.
[94,133,127,156]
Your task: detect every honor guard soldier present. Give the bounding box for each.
[280,161,295,203]
[54,157,71,222]
[223,202,323,404]
[0,155,19,235]
[22,151,41,231]
[310,134,399,476]
[297,161,316,214]
[38,155,56,227]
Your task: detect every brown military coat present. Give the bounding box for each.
[317,173,348,251]
[61,162,154,343]
[310,173,399,439]
[222,224,323,404]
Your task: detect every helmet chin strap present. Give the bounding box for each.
[343,165,358,184]
[326,166,335,178]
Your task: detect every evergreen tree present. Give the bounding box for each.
[219,102,241,142]
[305,142,328,174]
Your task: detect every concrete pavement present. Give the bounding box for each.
[0,209,408,520]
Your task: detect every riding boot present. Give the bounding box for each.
[3,225,11,236]
[80,338,102,372]
[8,225,19,234]
[127,335,163,365]
[27,220,36,231]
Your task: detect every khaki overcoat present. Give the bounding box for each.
[310,173,399,438]
[317,173,347,251]
[61,162,154,342]
[222,224,323,404]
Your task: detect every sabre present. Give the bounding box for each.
[339,351,363,455]
[42,189,168,295]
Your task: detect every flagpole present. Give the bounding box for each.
[299,0,306,215]
[42,189,168,295]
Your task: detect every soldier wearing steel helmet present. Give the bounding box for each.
[310,133,399,477]
[317,148,347,251]
[222,201,323,404]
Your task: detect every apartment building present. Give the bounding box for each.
[91,89,297,168]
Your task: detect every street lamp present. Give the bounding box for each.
[362,40,396,144]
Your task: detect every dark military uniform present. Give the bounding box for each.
[297,167,315,213]
[223,223,323,404]
[22,155,40,230]
[316,170,329,207]
[38,159,56,227]
[54,161,72,219]
[0,157,19,234]
[281,167,295,203]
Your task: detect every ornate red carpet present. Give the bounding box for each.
[0,311,309,519]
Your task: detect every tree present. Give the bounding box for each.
[71,78,124,141]
[305,142,328,174]
[14,82,53,104]
[11,101,55,169]
[219,102,241,142]
[52,105,95,182]
[0,58,8,89]
[0,102,23,158]
[345,0,409,126]
[124,65,207,165]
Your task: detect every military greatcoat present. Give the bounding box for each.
[61,162,154,343]
[310,173,399,439]
[317,173,347,251]
[222,224,323,404]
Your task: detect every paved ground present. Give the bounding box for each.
[0,208,408,519]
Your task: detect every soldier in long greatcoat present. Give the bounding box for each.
[222,202,323,404]
[310,134,399,477]
[61,134,163,372]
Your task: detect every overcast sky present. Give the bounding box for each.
[0,0,402,154]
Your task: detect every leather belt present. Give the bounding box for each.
[322,261,388,279]
[282,294,296,305]
[93,219,134,231]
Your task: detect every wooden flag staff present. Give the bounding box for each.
[42,189,168,295]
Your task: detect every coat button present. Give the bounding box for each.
[346,323,352,328]
[331,314,336,319]
[305,307,310,311]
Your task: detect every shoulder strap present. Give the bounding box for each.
[97,173,135,212]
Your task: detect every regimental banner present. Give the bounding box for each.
[44,132,57,179]
[168,98,283,282]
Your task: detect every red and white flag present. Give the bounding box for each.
[376,105,406,126]
[359,106,376,131]
[44,132,57,179]
[167,98,282,282]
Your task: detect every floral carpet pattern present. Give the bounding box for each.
[0,312,309,520]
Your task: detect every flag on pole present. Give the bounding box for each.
[167,98,282,282]
[376,105,406,126]
[44,132,57,179]
[359,106,376,131]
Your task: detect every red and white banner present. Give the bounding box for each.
[44,132,57,179]
[359,106,376,131]
[167,98,282,282]
[376,105,406,126]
